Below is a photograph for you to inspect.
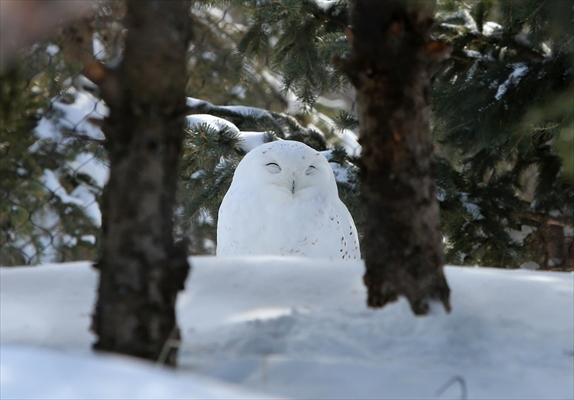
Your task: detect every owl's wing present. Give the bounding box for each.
[333,199,361,260]
[216,189,251,255]
[217,188,280,255]
[299,200,360,260]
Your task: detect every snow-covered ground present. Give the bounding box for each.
[1,258,573,399]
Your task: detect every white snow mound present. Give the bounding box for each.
[1,258,572,399]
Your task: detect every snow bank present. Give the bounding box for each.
[1,258,572,399]
[0,345,274,399]
[178,258,574,399]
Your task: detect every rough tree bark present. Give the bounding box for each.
[336,0,451,315]
[87,1,192,365]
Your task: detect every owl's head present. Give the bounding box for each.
[231,140,338,199]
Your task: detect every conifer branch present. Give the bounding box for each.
[517,212,572,228]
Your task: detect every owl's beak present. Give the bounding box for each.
[291,180,296,194]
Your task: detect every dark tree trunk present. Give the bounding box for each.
[544,223,566,269]
[337,0,451,315]
[88,1,191,366]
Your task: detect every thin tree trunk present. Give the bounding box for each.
[88,1,191,366]
[336,0,451,315]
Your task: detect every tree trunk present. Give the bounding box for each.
[89,1,191,366]
[337,0,451,315]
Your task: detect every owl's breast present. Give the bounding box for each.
[254,194,340,256]
[217,186,358,259]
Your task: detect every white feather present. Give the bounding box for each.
[217,141,360,260]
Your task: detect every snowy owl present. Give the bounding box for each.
[217,140,360,260]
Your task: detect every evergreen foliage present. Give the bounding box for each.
[1,1,125,266]
[238,0,350,110]
[0,48,103,266]
[188,2,287,111]
[3,0,571,270]
[432,0,573,268]
[1,1,359,263]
